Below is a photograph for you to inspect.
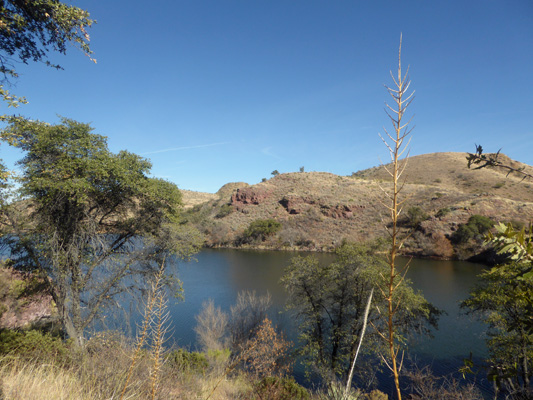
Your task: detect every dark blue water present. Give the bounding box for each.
[141,249,491,397]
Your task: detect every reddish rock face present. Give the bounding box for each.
[279,196,315,215]
[0,269,55,330]
[321,204,357,219]
[279,195,364,219]
[231,187,272,210]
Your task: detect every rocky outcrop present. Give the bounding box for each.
[279,195,365,219]
[320,204,365,219]
[231,187,272,210]
[279,195,315,214]
[0,268,56,330]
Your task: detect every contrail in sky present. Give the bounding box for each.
[143,142,229,155]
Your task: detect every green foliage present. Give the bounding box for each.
[0,117,202,346]
[406,206,429,228]
[239,218,282,244]
[215,203,233,219]
[488,222,533,272]
[435,207,450,218]
[0,1,94,124]
[253,376,310,400]
[261,178,267,182]
[462,260,533,397]
[0,329,70,362]
[207,348,231,363]
[271,170,280,176]
[299,166,305,173]
[451,214,493,244]
[0,0,94,81]
[166,348,209,374]
[282,241,440,383]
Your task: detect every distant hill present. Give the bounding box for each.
[182,152,533,262]
[181,189,218,209]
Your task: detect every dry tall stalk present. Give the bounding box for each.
[376,35,414,400]
[344,288,373,400]
[149,282,170,400]
[120,258,168,400]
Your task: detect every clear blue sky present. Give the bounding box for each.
[2,0,532,193]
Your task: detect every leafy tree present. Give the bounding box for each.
[271,170,280,176]
[0,0,95,182]
[465,146,533,397]
[462,257,533,398]
[1,117,202,347]
[299,166,305,173]
[282,242,439,385]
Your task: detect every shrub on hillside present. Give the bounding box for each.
[238,219,282,244]
[407,206,429,228]
[435,207,451,218]
[215,204,233,219]
[451,215,493,244]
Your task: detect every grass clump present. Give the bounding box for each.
[253,376,310,400]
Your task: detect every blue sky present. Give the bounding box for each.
[1,0,532,193]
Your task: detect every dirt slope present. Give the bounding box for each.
[184,152,533,261]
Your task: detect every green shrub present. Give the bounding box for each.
[253,376,310,400]
[215,204,233,219]
[435,207,450,218]
[451,224,476,244]
[451,215,494,244]
[0,329,70,362]
[406,206,429,228]
[166,348,209,373]
[239,219,282,244]
[468,214,494,233]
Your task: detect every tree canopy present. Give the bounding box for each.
[0,0,94,82]
[1,117,202,346]
[282,241,440,385]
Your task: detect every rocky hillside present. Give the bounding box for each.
[183,152,533,262]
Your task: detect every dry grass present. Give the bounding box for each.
[184,152,533,258]
[0,333,253,400]
[0,358,100,400]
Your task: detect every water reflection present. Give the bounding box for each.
[168,250,487,363]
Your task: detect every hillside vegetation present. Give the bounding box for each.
[183,152,533,262]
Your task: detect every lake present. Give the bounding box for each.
[155,248,491,396]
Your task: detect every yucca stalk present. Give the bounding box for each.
[377,35,414,400]
[149,280,170,400]
[120,258,167,400]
